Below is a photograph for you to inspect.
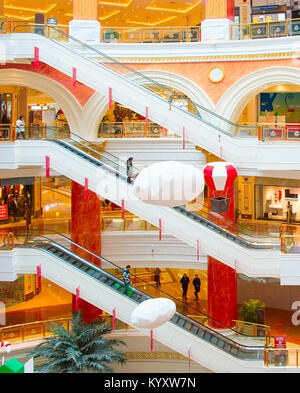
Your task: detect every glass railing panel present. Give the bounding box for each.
[262,126,284,141]
[250,23,268,39]
[281,234,300,254]
[269,21,287,38]
[142,29,162,43]
[287,125,300,140]
[124,217,147,231]
[288,19,300,36]
[102,217,125,231]
[265,348,294,367]
[231,24,250,40]
[123,29,143,43]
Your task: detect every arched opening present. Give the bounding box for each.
[94,70,214,138]
[216,66,300,124]
[0,69,82,135]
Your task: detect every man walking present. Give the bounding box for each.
[180,273,190,301]
[192,274,201,300]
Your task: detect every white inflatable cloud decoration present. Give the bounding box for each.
[132,161,204,207]
[131,298,176,329]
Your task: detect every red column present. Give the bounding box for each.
[207,185,237,328]
[71,181,102,323]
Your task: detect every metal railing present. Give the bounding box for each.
[231,18,300,40]
[101,26,201,44]
[0,315,132,343]
[99,121,171,138]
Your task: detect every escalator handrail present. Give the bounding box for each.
[11,24,258,138]
[20,229,267,351]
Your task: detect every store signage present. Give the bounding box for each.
[0,204,8,220]
[274,336,286,348]
[47,18,57,25]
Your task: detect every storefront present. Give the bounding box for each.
[238,176,300,224]
[0,177,42,225]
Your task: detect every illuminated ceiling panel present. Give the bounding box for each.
[3,0,205,27]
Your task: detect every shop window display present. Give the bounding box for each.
[255,184,300,223]
[0,184,33,224]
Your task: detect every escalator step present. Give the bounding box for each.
[197,330,205,338]
[217,340,225,348]
[171,315,179,323]
[93,272,103,280]
[177,318,186,327]
[190,326,199,335]
[184,322,192,331]
[210,335,218,345]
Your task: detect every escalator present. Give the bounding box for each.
[13,229,267,372]
[4,25,300,172]
[8,128,282,276]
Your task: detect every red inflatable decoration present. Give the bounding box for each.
[203,162,237,213]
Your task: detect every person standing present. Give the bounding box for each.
[126,157,134,184]
[123,265,131,295]
[154,268,161,287]
[180,273,190,301]
[192,274,201,300]
[16,116,26,139]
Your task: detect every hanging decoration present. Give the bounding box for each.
[150,329,153,352]
[113,308,116,331]
[72,67,77,88]
[45,156,50,178]
[146,106,149,130]
[84,178,88,201]
[133,161,204,207]
[197,240,200,261]
[159,218,162,241]
[36,264,42,290]
[203,161,237,213]
[109,88,113,109]
[188,346,191,372]
[34,47,39,69]
[131,298,176,329]
[75,287,80,312]
[121,198,125,220]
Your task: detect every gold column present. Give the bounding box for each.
[205,0,227,19]
[0,0,4,17]
[73,0,98,20]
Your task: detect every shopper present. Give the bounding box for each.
[1,115,10,139]
[192,274,201,300]
[126,157,134,184]
[180,273,190,301]
[154,268,161,287]
[123,265,131,295]
[114,115,123,135]
[16,116,26,139]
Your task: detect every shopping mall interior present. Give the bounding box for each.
[0,0,300,373]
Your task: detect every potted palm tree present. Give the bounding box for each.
[238,299,266,336]
[27,311,127,373]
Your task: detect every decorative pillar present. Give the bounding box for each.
[69,0,100,44]
[71,181,102,323]
[207,184,237,329]
[206,154,237,329]
[201,0,235,41]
